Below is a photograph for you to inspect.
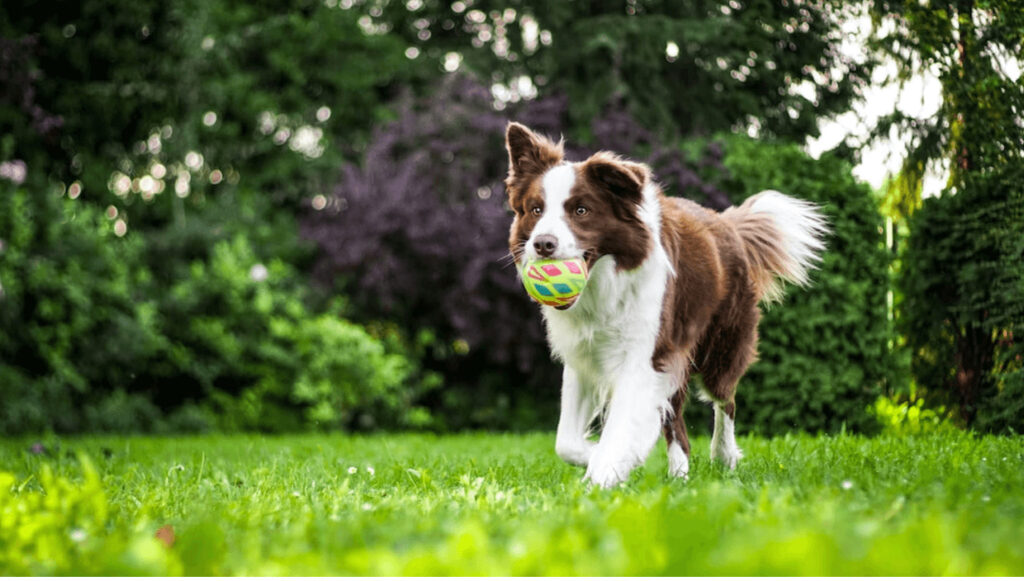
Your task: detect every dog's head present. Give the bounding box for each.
[504,122,653,272]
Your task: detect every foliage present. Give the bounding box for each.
[0,184,165,434]
[2,432,1024,575]
[0,181,424,434]
[160,234,423,432]
[371,0,872,141]
[0,0,437,434]
[872,395,954,435]
[898,165,1024,431]
[302,73,894,434]
[691,137,894,435]
[0,36,63,142]
[869,0,1024,200]
[869,0,1024,430]
[0,0,418,206]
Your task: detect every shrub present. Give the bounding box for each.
[899,164,1024,433]
[0,182,426,434]
[872,395,954,435]
[157,234,426,432]
[0,184,165,434]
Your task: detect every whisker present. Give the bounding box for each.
[499,244,526,271]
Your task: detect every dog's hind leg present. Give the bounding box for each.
[700,312,758,470]
[663,385,691,479]
[710,400,742,469]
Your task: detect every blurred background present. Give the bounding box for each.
[0,0,1021,437]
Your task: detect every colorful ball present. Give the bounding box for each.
[520,257,589,308]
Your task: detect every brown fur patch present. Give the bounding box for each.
[652,197,725,375]
[569,156,652,271]
[504,122,563,208]
[656,194,791,451]
[662,377,691,456]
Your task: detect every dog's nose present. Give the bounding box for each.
[533,234,558,258]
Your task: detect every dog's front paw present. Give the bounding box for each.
[583,448,630,488]
[555,439,594,467]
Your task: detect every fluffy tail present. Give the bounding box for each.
[722,190,829,303]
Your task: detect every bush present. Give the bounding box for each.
[0,181,427,434]
[899,164,1024,433]
[0,184,165,434]
[153,234,428,432]
[872,395,954,435]
[684,137,894,435]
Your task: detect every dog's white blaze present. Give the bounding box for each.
[526,164,579,261]
[710,403,743,470]
[667,441,689,479]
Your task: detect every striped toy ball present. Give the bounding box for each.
[520,258,589,308]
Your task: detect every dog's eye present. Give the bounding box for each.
[531,207,543,216]
[575,206,588,216]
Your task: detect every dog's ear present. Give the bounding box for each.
[505,122,563,184]
[582,153,649,204]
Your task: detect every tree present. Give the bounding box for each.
[0,0,418,205]
[870,0,1024,210]
[369,0,872,141]
[871,0,1024,428]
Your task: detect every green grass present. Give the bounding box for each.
[2,431,1023,575]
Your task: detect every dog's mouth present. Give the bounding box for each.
[551,252,594,311]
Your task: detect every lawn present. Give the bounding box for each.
[1,431,1022,575]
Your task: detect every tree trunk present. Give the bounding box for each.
[955,0,974,172]
[953,322,993,426]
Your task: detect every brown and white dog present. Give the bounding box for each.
[504,122,828,487]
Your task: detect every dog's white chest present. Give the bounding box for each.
[542,255,669,393]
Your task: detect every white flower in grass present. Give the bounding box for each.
[366,466,375,476]
[347,466,358,475]
[70,528,87,543]
[361,503,373,511]
[841,480,853,490]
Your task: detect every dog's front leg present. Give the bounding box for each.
[554,366,596,467]
[584,365,665,488]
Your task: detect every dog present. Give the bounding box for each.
[503,122,828,488]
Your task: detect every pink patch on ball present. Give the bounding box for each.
[541,264,562,276]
